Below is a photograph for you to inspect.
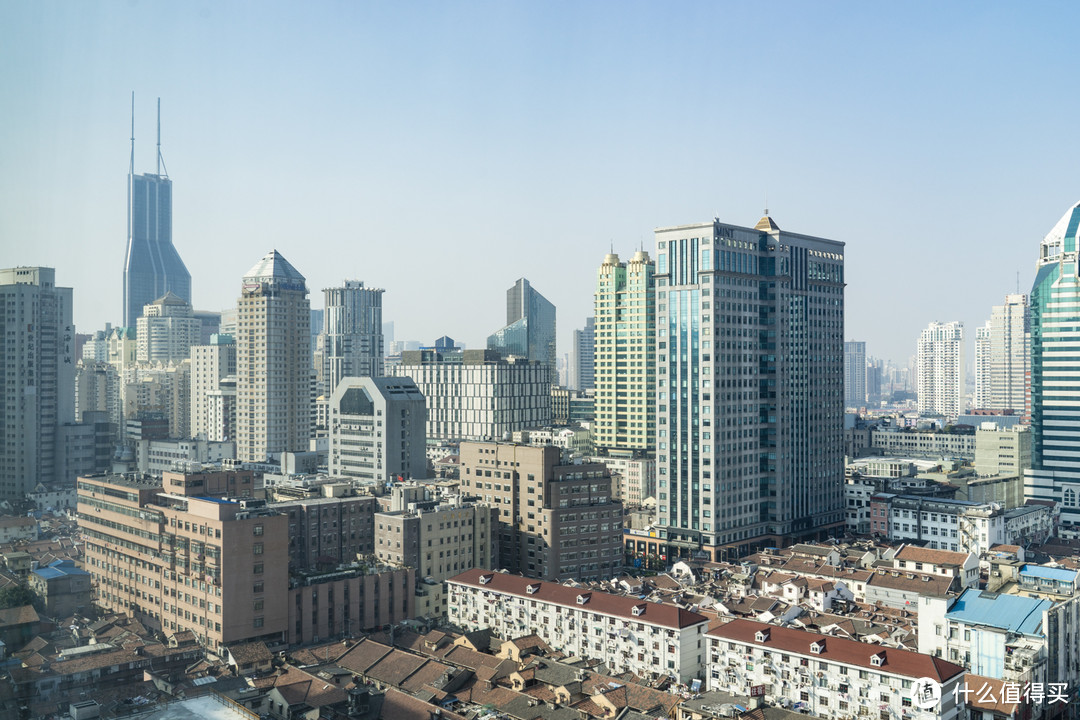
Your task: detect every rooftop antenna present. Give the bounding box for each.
[156,97,169,178]
[1016,270,1020,295]
[764,190,769,217]
[129,91,135,177]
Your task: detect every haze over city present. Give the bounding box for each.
[4,1,1080,362]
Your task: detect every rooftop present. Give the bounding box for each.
[707,618,964,682]
[945,588,1053,636]
[243,249,306,285]
[1019,564,1078,582]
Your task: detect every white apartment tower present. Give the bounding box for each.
[236,251,311,463]
[655,215,845,560]
[0,267,75,500]
[318,280,384,397]
[135,292,200,364]
[918,321,965,418]
[190,335,237,441]
[974,294,1030,414]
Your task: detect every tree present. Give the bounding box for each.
[0,584,36,610]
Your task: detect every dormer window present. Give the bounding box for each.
[479,573,493,585]
[577,593,591,605]
[755,629,771,643]
[632,604,645,617]
[870,652,885,666]
[810,640,825,654]
[527,583,541,595]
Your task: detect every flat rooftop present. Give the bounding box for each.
[134,694,256,720]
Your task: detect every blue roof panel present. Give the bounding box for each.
[1020,564,1078,582]
[946,589,1052,636]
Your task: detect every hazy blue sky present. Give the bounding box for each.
[3,1,1079,364]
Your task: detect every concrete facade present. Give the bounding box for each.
[328,376,427,483]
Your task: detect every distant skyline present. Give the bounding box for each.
[4,2,1079,363]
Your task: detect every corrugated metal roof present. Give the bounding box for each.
[1020,564,1078,582]
[946,588,1052,636]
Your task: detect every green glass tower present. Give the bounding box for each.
[1025,200,1080,533]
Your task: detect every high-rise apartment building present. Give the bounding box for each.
[392,349,550,441]
[122,102,191,328]
[190,335,237,441]
[593,251,655,453]
[136,292,200,364]
[569,317,595,391]
[458,442,624,581]
[236,250,311,463]
[328,376,427,482]
[487,278,557,381]
[654,215,845,560]
[0,267,75,500]
[973,294,1030,414]
[844,340,867,408]
[917,321,966,418]
[318,281,384,397]
[1026,201,1080,533]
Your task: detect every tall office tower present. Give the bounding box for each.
[866,357,883,407]
[190,334,237,441]
[236,250,311,463]
[655,215,845,560]
[136,292,200,364]
[593,251,655,453]
[122,99,191,328]
[328,376,427,482]
[458,441,624,581]
[0,268,75,500]
[973,294,1030,414]
[843,341,867,409]
[570,317,596,391]
[318,281,384,397]
[487,278,557,381]
[392,349,551,441]
[1026,201,1080,533]
[917,321,966,418]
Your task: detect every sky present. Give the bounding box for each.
[3,1,1079,365]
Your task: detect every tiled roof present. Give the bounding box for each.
[895,545,970,567]
[0,605,39,627]
[707,618,964,682]
[449,569,708,629]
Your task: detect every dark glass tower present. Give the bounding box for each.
[487,278,556,381]
[122,99,191,328]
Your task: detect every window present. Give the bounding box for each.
[254,617,264,628]
[253,524,264,536]
[254,563,264,575]
[253,543,263,555]
[254,600,264,611]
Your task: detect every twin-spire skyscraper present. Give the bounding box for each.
[122,95,191,329]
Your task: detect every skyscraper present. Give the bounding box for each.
[122,99,191,328]
[0,267,75,500]
[593,250,655,454]
[917,321,965,418]
[655,215,845,560]
[318,280,384,397]
[190,334,237,441]
[236,250,311,463]
[487,278,556,381]
[570,317,595,391]
[1026,201,1080,532]
[843,341,867,409]
[973,294,1030,414]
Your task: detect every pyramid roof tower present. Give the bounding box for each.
[244,250,306,284]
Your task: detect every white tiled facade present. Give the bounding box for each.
[917,321,965,419]
[447,571,708,682]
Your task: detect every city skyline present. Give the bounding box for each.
[5,3,1080,363]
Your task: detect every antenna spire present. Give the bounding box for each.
[764,190,769,217]
[156,97,168,178]
[129,91,135,177]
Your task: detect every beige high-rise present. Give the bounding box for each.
[236,250,310,462]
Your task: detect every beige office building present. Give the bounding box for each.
[459,442,623,581]
[375,498,496,619]
[78,469,288,651]
[236,250,311,462]
[190,336,236,441]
